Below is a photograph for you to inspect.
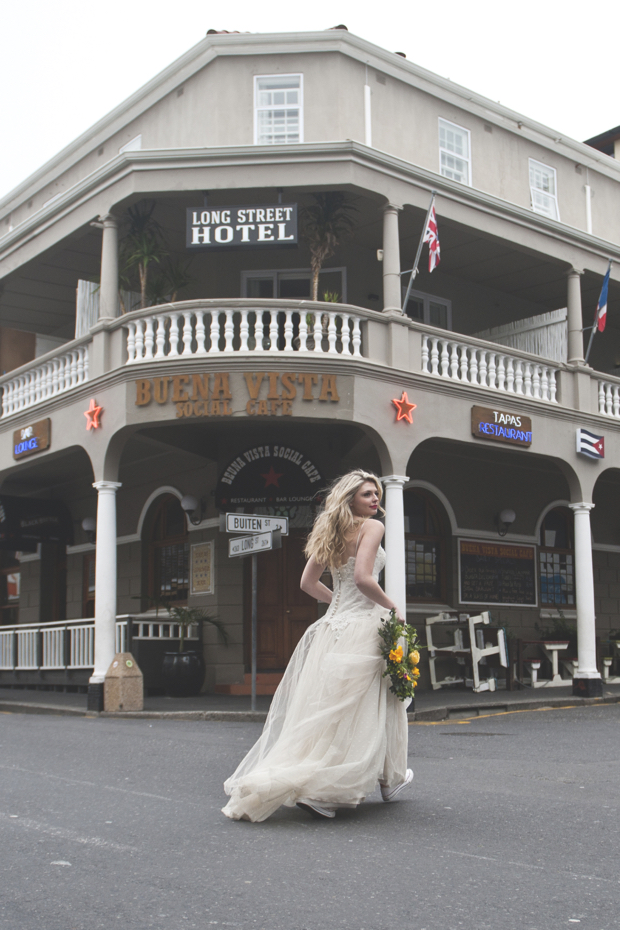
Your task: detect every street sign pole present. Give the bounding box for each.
[251,552,257,712]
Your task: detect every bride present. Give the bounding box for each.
[222,469,413,822]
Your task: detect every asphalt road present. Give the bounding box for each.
[0,704,618,930]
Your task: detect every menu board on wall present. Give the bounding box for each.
[459,539,537,606]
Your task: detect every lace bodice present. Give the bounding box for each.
[321,546,386,638]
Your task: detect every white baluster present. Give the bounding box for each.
[606,384,613,415]
[155,315,167,357]
[421,335,429,372]
[549,368,557,403]
[71,350,80,387]
[430,337,440,375]
[76,349,85,385]
[524,362,532,397]
[599,381,606,414]
[239,310,249,351]
[496,355,506,391]
[459,345,468,382]
[351,316,361,357]
[532,365,541,398]
[143,317,155,359]
[478,350,487,387]
[488,353,497,389]
[515,360,524,395]
[210,313,220,353]
[135,320,145,360]
[440,339,449,376]
[469,348,478,385]
[284,310,294,351]
[195,312,207,355]
[614,386,620,418]
[44,362,53,398]
[225,309,235,352]
[182,312,194,355]
[298,313,308,352]
[449,343,459,379]
[269,311,279,351]
[254,312,265,352]
[312,314,323,353]
[327,312,338,354]
[168,314,180,356]
[34,368,42,403]
[126,322,136,363]
[540,367,549,400]
[505,357,514,393]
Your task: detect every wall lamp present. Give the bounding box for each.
[496,509,516,537]
[181,495,203,526]
[82,516,97,544]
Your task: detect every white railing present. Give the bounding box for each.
[1,344,89,418]
[125,308,362,362]
[421,334,558,403]
[0,615,197,673]
[598,380,620,418]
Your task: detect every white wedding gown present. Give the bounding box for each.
[222,547,409,822]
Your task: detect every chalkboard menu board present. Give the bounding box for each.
[459,540,537,606]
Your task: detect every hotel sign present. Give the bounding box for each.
[471,406,532,448]
[13,419,51,460]
[186,204,298,249]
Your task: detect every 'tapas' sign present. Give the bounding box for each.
[186,204,298,249]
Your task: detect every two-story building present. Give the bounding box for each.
[1,26,619,707]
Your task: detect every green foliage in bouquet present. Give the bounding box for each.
[378,609,422,701]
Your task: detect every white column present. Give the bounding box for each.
[569,502,601,684]
[382,204,402,313]
[382,475,408,618]
[566,268,585,366]
[89,481,122,685]
[99,214,119,321]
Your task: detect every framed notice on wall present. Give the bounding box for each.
[190,541,214,596]
[459,539,537,607]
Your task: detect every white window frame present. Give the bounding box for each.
[529,158,560,220]
[438,118,471,186]
[401,287,452,330]
[254,74,304,145]
[119,134,142,154]
[241,267,347,303]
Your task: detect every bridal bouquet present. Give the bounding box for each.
[378,610,421,701]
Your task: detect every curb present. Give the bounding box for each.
[0,701,88,717]
[409,693,620,721]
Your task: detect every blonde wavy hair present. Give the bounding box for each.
[305,470,384,569]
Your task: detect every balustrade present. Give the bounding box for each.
[421,334,558,403]
[598,380,620,418]
[1,345,89,418]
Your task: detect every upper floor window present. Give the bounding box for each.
[254,75,303,145]
[529,159,559,220]
[438,118,471,185]
[402,287,452,330]
[539,507,574,607]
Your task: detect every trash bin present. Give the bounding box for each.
[104,653,144,712]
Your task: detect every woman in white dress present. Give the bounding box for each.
[222,470,413,822]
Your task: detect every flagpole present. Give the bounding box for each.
[402,191,437,312]
[584,260,612,365]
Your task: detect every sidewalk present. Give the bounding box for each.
[2,682,619,721]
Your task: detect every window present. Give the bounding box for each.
[529,159,559,220]
[149,495,189,606]
[0,554,20,625]
[254,75,303,145]
[404,490,447,602]
[242,267,347,303]
[539,508,574,607]
[439,118,471,185]
[402,287,452,330]
[82,551,96,619]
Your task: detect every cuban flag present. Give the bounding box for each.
[595,262,611,332]
[576,428,605,459]
[423,204,441,272]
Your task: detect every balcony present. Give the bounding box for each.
[0,298,617,422]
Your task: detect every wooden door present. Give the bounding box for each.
[244,533,317,670]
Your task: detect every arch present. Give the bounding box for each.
[136,485,183,539]
[534,499,572,542]
[404,479,458,535]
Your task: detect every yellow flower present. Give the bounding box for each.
[412,667,420,678]
[389,645,403,663]
[408,650,420,665]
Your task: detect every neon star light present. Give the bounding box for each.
[392,391,416,424]
[84,398,103,430]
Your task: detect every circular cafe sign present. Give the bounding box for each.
[215,445,323,512]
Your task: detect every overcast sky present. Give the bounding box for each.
[2,0,619,201]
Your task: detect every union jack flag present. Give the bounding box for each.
[423,204,441,272]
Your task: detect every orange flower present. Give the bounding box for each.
[412,667,420,678]
[389,645,404,663]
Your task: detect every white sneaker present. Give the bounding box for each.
[296,800,336,819]
[380,769,414,802]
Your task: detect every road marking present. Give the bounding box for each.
[0,764,174,802]
[410,702,618,726]
[0,811,137,852]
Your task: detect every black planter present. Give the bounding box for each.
[162,651,205,697]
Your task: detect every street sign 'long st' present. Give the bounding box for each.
[225,513,289,536]
[228,530,282,558]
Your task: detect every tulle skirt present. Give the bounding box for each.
[222,608,409,822]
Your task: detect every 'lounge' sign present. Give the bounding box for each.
[186,204,298,249]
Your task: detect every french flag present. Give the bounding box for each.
[596,263,611,332]
[576,428,604,459]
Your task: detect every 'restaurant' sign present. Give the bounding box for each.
[471,406,532,448]
[186,204,298,249]
[13,419,51,460]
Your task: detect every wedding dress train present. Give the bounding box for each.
[222,547,409,822]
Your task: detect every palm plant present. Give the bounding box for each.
[167,605,228,653]
[120,202,167,309]
[300,193,357,301]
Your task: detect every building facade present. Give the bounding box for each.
[1,27,619,703]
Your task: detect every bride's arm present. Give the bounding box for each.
[300,555,333,604]
[354,520,405,621]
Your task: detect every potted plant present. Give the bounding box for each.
[162,606,228,698]
[300,192,357,301]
